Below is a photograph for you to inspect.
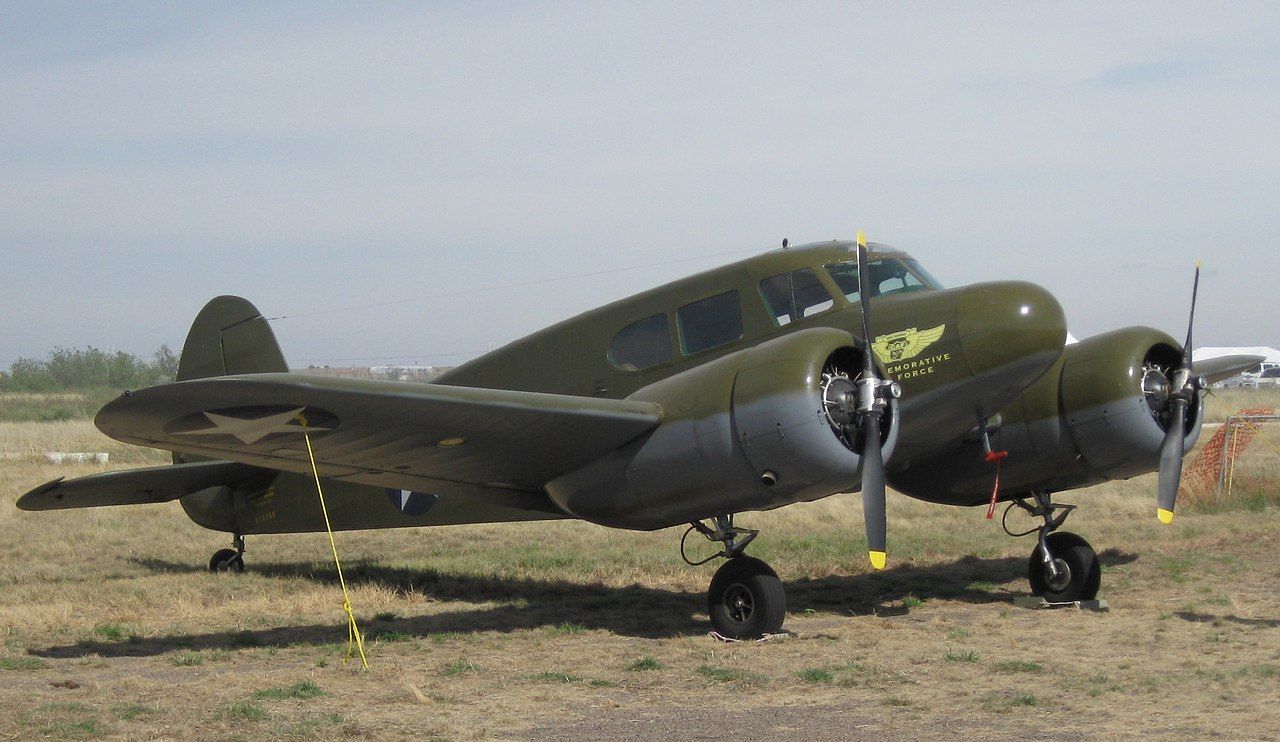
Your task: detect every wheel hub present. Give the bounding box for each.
[722,582,755,624]
[1044,558,1072,592]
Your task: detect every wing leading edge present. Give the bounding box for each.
[94,374,664,499]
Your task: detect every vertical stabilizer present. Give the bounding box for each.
[177,296,288,381]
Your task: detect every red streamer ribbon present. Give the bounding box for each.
[984,450,1008,519]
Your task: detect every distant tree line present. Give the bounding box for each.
[0,346,179,392]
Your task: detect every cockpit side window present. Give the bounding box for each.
[759,269,835,326]
[677,290,743,355]
[824,257,942,302]
[608,314,671,371]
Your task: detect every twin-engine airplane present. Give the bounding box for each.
[18,237,1257,639]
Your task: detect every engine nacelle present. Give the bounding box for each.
[1059,326,1203,481]
[544,327,899,530]
[886,325,1203,504]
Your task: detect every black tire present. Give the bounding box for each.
[707,556,787,639]
[209,548,245,574]
[1028,532,1100,602]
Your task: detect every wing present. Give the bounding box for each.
[94,374,663,498]
[1197,354,1267,384]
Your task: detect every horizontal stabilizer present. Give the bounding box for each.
[16,461,266,511]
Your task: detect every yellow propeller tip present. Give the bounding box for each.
[869,551,887,570]
[856,230,867,248]
[1157,508,1175,524]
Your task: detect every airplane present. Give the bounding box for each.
[17,236,1260,640]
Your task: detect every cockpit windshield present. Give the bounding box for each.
[824,258,943,303]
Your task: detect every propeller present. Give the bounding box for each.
[1155,262,1202,524]
[853,231,898,569]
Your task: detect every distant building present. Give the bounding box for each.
[302,365,452,382]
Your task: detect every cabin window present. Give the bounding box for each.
[825,257,942,302]
[759,268,835,326]
[678,290,743,355]
[608,314,671,371]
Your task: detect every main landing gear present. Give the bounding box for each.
[685,515,786,639]
[209,533,246,574]
[1004,492,1100,602]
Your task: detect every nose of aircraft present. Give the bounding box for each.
[954,281,1067,379]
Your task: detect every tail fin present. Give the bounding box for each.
[177,296,288,381]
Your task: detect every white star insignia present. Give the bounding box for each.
[177,407,331,445]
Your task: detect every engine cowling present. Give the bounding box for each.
[886,325,1203,504]
[1059,326,1203,481]
[544,327,899,529]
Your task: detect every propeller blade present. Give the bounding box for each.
[1156,396,1188,524]
[856,231,875,366]
[1183,262,1200,373]
[862,411,887,569]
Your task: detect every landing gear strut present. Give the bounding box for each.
[209,533,245,574]
[686,514,785,639]
[1005,492,1100,602]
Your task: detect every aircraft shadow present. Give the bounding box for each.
[1174,610,1280,629]
[34,550,1137,660]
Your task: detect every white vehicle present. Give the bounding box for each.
[1239,361,1280,388]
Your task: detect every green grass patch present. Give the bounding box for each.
[440,660,478,677]
[944,650,979,663]
[1,656,48,671]
[90,623,131,642]
[946,627,970,641]
[253,680,325,700]
[901,595,924,609]
[225,700,268,722]
[114,703,157,721]
[550,622,586,635]
[170,651,203,667]
[965,580,997,592]
[374,630,412,643]
[524,671,584,683]
[798,668,834,683]
[429,632,463,644]
[627,656,663,671]
[373,611,399,622]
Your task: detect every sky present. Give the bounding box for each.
[2,2,1278,369]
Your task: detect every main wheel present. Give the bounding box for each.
[209,548,245,574]
[1028,531,1100,602]
[707,556,786,639]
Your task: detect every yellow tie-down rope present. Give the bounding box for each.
[299,415,369,669]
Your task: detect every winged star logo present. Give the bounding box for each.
[872,324,947,364]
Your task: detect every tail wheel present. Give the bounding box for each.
[707,556,786,639]
[1028,532,1100,602]
[209,548,245,574]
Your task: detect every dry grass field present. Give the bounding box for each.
[2,391,1279,740]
